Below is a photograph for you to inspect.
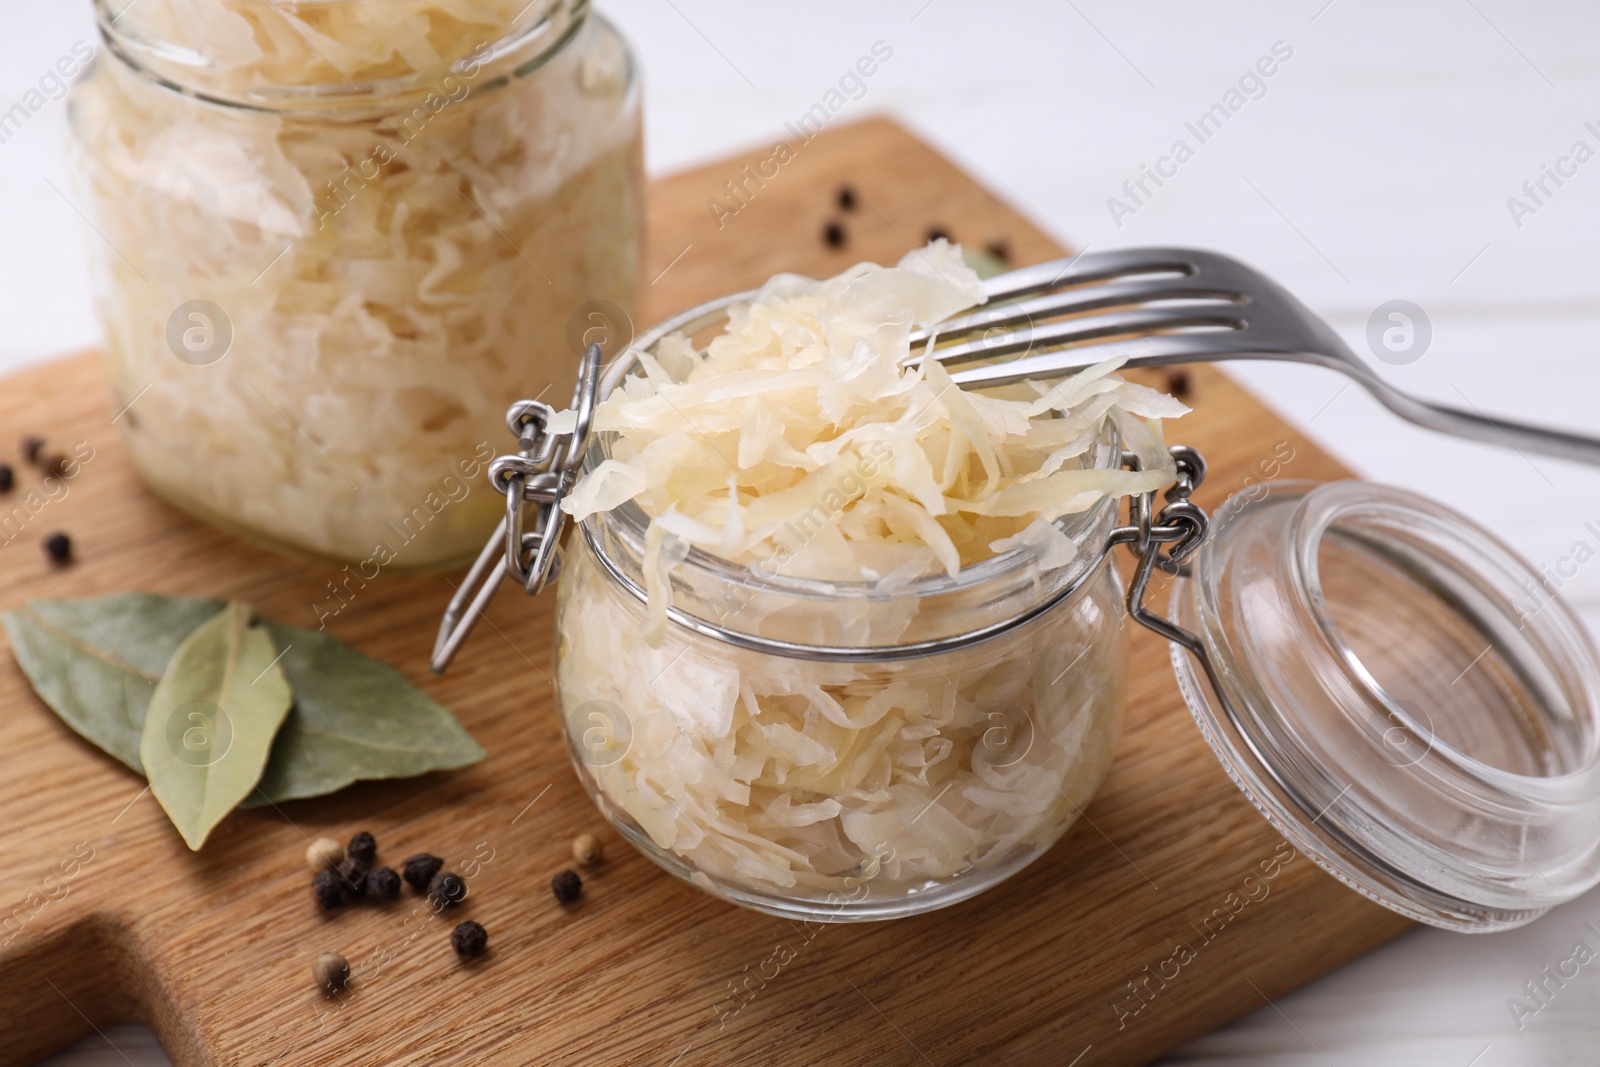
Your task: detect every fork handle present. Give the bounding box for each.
[1358,372,1600,469]
[952,338,1600,469]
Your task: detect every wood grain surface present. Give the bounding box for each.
[0,117,1411,1067]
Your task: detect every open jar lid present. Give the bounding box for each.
[1169,480,1600,932]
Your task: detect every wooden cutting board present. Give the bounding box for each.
[0,117,1410,1067]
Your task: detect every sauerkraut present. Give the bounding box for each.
[559,533,1128,907]
[552,245,1186,914]
[561,240,1184,629]
[69,0,640,567]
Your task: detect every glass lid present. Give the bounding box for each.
[1169,480,1600,932]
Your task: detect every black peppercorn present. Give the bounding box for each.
[984,237,1012,264]
[451,920,488,958]
[427,871,467,908]
[1164,368,1193,400]
[926,225,951,244]
[836,184,857,212]
[822,220,846,249]
[367,866,401,900]
[0,464,12,493]
[403,852,444,893]
[43,532,72,565]
[336,857,369,896]
[551,869,582,904]
[348,831,377,864]
[20,436,44,465]
[39,452,68,479]
[311,869,342,911]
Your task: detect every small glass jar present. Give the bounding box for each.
[66,0,641,569]
[554,428,1129,921]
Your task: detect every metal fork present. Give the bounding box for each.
[906,247,1600,467]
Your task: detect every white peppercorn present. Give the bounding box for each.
[313,951,349,993]
[306,837,343,872]
[572,833,604,867]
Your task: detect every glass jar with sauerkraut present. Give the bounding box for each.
[435,243,1191,920]
[555,432,1136,921]
[67,0,641,570]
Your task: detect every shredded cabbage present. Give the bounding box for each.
[558,544,1127,899]
[562,241,1186,584]
[554,245,1186,909]
[70,3,640,567]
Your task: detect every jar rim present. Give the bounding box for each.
[91,0,587,114]
[582,432,1121,604]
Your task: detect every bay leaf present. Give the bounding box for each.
[5,592,485,810]
[242,621,485,806]
[140,602,292,849]
[1,593,224,771]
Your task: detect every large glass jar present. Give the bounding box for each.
[554,428,1129,921]
[66,0,641,569]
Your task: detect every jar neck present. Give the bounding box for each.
[578,426,1124,659]
[93,0,587,114]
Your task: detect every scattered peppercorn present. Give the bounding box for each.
[427,871,467,908]
[336,857,369,897]
[311,869,343,911]
[0,464,12,493]
[306,837,343,872]
[347,831,377,865]
[20,436,44,465]
[822,220,846,249]
[403,853,444,893]
[451,920,488,958]
[313,951,349,993]
[39,452,68,479]
[43,532,72,565]
[551,869,582,905]
[367,866,401,901]
[572,833,604,867]
[1164,368,1193,400]
[984,236,1012,264]
[926,225,951,243]
[836,184,857,212]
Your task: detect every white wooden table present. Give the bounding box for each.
[8,2,1600,1063]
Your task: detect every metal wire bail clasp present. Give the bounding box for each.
[431,343,604,673]
[1111,445,1210,648]
[1108,444,1248,723]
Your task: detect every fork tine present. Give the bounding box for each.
[913,304,1248,368]
[946,329,1308,389]
[909,279,1244,350]
[974,248,1203,303]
